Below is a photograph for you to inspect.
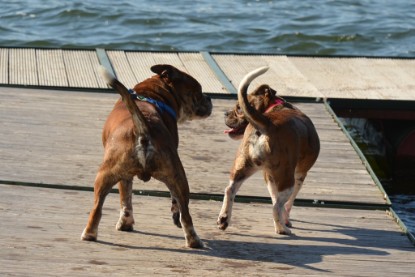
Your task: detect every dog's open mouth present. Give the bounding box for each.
[224,124,247,138]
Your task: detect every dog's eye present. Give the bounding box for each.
[236,105,242,114]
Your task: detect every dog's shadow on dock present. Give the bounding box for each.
[95,221,407,273]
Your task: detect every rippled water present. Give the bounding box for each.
[0,0,414,237]
[0,0,414,56]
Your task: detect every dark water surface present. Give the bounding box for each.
[0,0,414,236]
[0,0,414,56]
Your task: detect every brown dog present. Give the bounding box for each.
[81,64,212,248]
[217,67,320,235]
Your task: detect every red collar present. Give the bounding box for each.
[265,99,285,113]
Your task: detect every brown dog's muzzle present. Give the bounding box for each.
[195,94,212,118]
[224,108,248,140]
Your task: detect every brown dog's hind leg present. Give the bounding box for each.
[81,167,118,241]
[284,172,306,227]
[154,158,204,248]
[266,173,294,235]
[171,198,181,228]
[116,178,135,232]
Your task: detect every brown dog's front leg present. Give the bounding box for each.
[217,162,255,230]
[217,179,243,230]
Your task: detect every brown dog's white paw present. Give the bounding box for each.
[81,229,97,241]
[217,215,229,230]
[115,221,134,232]
[116,213,135,232]
[276,225,292,236]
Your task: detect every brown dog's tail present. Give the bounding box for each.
[99,66,149,135]
[238,66,270,135]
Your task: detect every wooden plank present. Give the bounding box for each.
[179,52,227,94]
[287,57,415,100]
[392,59,415,101]
[211,54,251,92]
[150,52,187,72]
[9,48,38,86]
[351,58,415,100]
[36,49,68,87]
[125,51,156,83]
[0,48,7,84]
[62,50,105,88]
[124,52,227,94]
[212,54,324,98]
[107,50,138,89]
[263,55,323,98]
[0,87,387,205]
[0,184,413,276]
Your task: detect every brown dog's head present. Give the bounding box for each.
[151,64,212,123]
[224,84,278,140]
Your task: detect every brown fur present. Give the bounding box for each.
[81,64,212,248]
[217,67,320,235]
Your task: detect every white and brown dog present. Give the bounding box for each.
[81,64,212,248]
[217,67,320,235]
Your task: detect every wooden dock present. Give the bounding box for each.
[0,47,414,100]
[0,48,414,276]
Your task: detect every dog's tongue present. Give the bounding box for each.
[224,128,236,134]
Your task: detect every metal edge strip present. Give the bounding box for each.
[0,180,390,210]
[200,51,237,94]
[95,48,116,79]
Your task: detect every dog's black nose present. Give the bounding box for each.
[224,111,229,117]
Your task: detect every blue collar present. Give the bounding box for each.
[128,89,177,120]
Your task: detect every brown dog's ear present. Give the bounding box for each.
[263,85,277,98]
[151,64,179,80]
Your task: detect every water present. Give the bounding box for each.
[0,0,414,235]
[0,0,414,56]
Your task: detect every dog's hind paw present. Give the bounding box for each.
[116,214,135,232]
[186,237,204,249]
[116,222,134,232]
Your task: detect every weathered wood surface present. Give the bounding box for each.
[0,87,386,205]
[0,184,413,276]
[0,48,414,101]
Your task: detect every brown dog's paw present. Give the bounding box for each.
[81,229,97,241]
[186,237,204,249]
[116,214,135,232]
[116,222,134,232]
[217,216,229,230]
[276,226,292,236]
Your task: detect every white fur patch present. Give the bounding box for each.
[135,136,155,169]
[98,65,115,85]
